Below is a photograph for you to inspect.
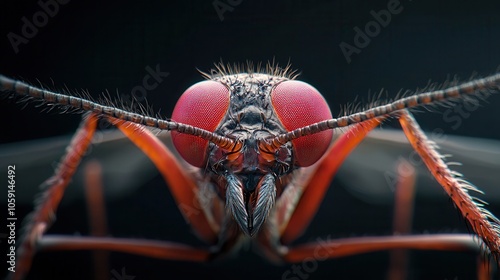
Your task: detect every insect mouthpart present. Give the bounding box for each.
[225,171,276,237]
[214,136,281,236]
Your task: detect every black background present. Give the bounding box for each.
[1,0,500,280]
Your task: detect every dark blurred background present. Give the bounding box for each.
[1,0,500,279]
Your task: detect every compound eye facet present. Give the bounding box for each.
[271,80,333,166]
[171,80,230,167]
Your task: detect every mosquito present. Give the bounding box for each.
[1,62,499,280]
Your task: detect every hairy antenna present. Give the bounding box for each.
[260,73,500,152]
[0,75,242,152]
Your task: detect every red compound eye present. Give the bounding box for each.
[271,80,333,166]
[171,81,230,167]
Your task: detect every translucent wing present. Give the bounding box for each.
[337,129,500,205]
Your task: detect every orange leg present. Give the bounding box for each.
[83,160,109,280]
[38,235,210,261]
[283,234,481,262]
[111,119,219,244]
[37,156,210,279]
[477,254,494,280]
[388,159,416,280]
[38,145,213,264]
[278,111,490,278]
[11,113,99,280]
[279,118,384,244]
[12,115,219,280]
[398,110,500,258]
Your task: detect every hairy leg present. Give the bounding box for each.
[12,113,98,280]
[399,110,500,258]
